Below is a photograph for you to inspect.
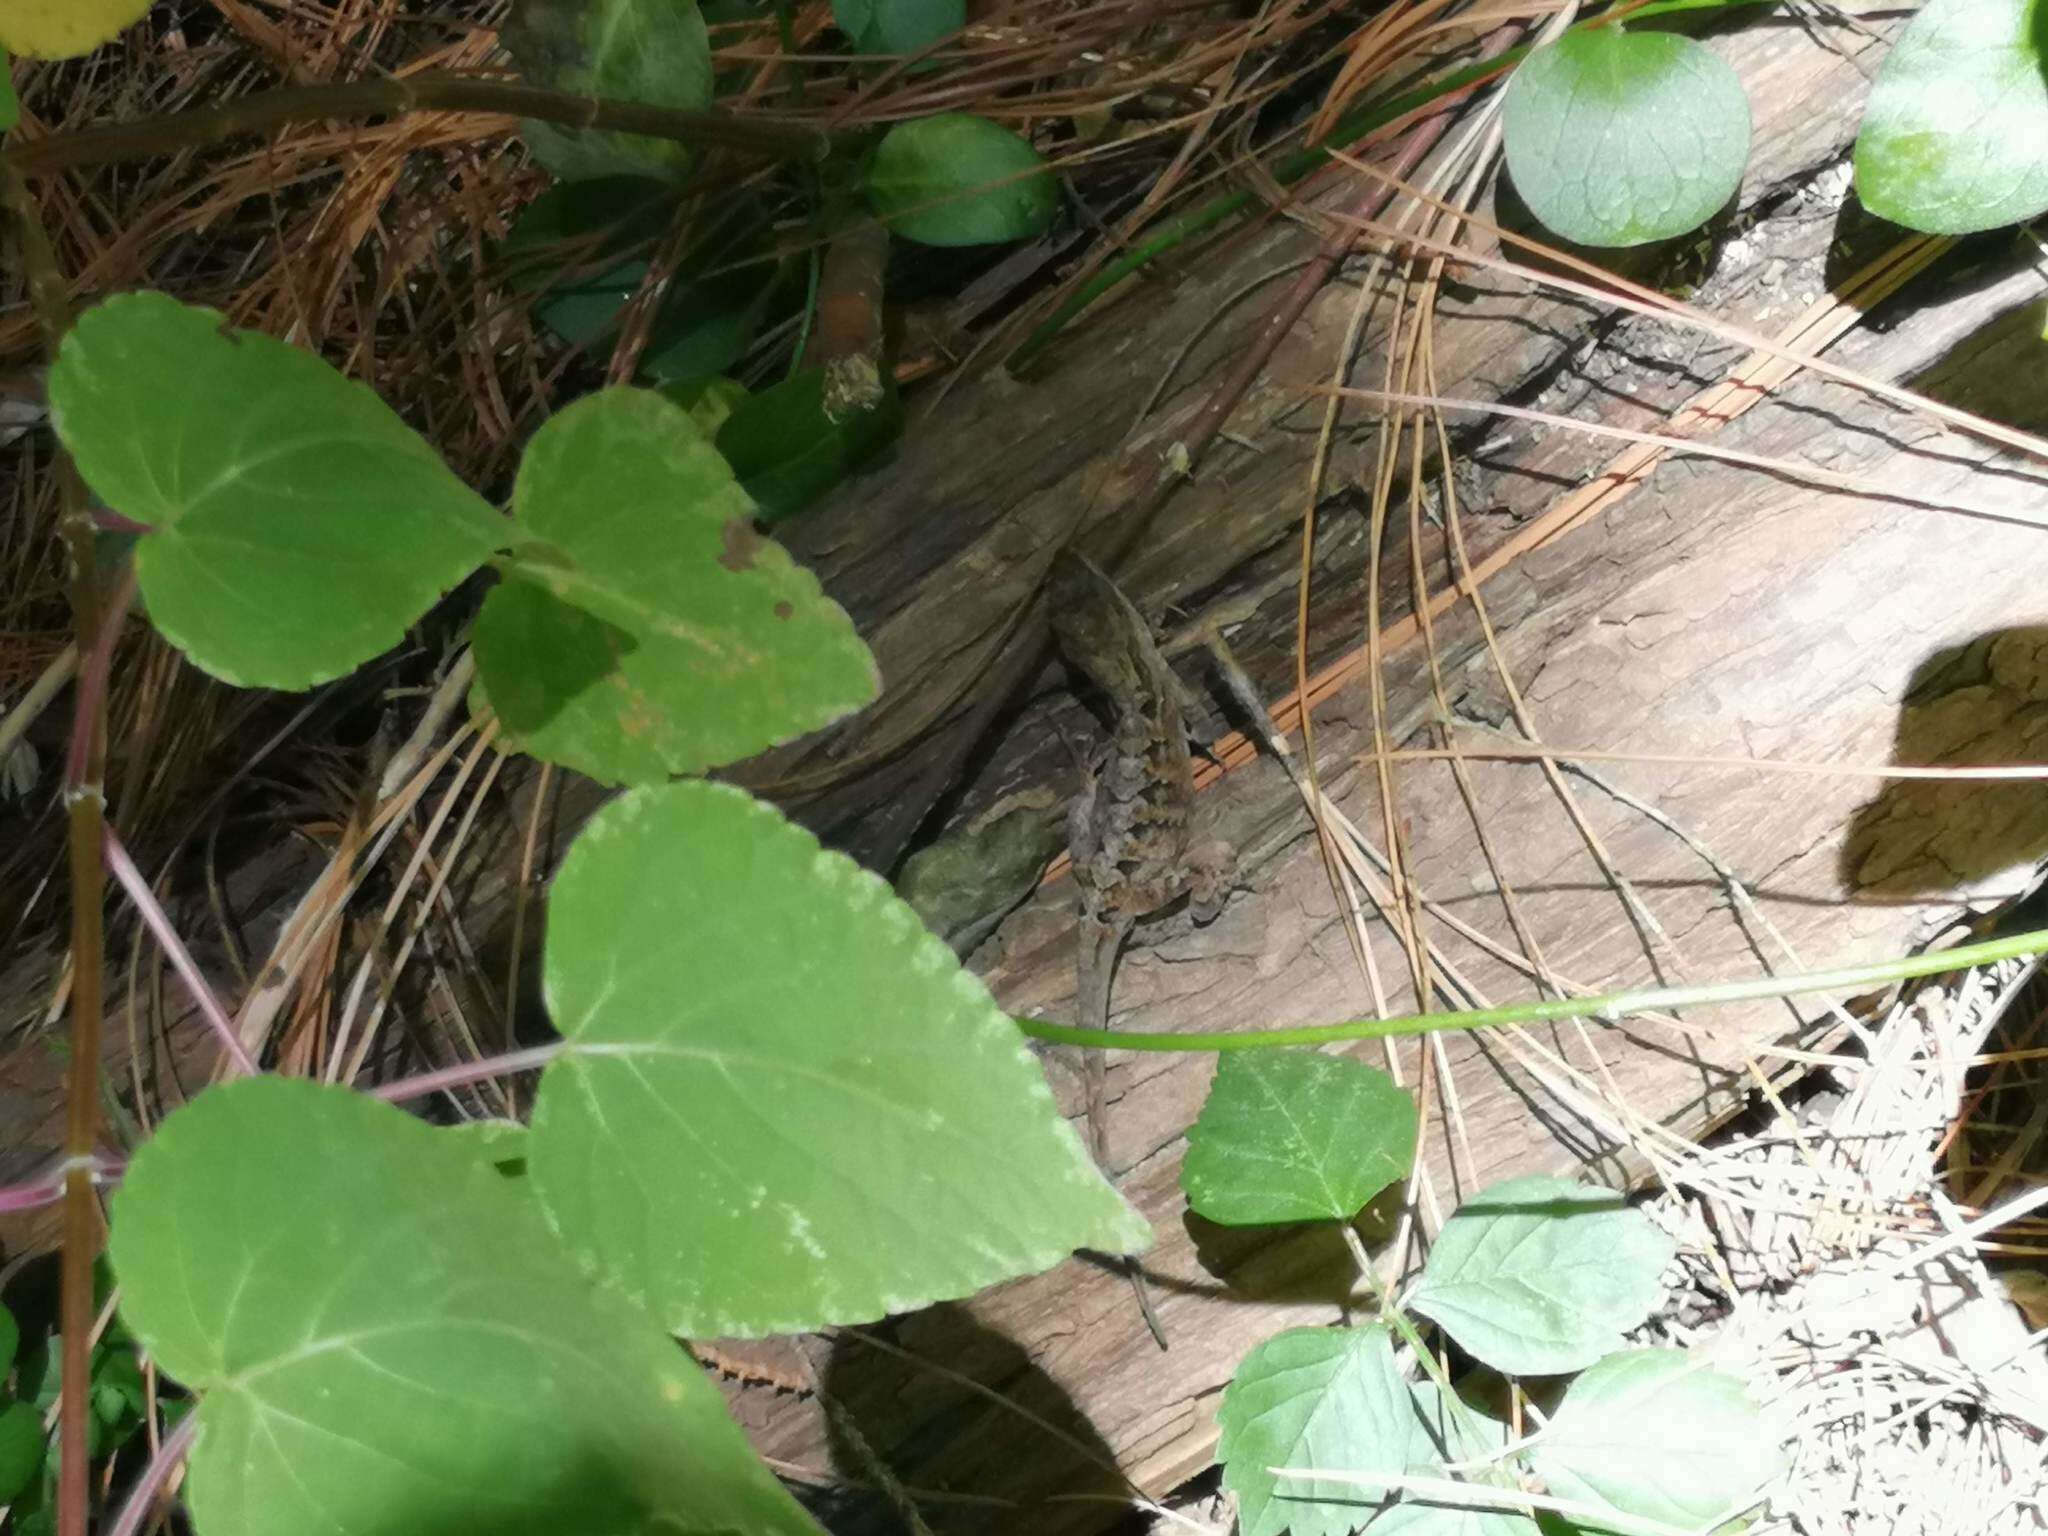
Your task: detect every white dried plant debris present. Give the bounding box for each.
[1639,953,2048,1533]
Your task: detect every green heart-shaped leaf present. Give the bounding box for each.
[529,780,1150,1337]
[1502,28,1751,247]
[834,0,963,55]
[1529,1348,1780,1530]
[471,387,877,782]
[864,113,1059,246]
[1181,1050,1417,1226]
[49,293,507,690]
[1406,1175,1674,1376]
[108,1076,821,1536]
[1854,0,2048,234]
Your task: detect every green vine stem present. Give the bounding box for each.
[1,72,833,177]
[1015,924,2048,1051]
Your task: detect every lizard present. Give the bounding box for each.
[1050,547,1231,1351]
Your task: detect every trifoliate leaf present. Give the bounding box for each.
[835,0,963,56]
[1217,1325,1416,1536]
[49,293,506,690]
[1529,1349,1780,1531]
[1853,0,2048,233]
[1502,28,1751,246]
[1182,1050,1417,1226]
[471,387,877,782]
[108,1077,821,1536]
[529,780,1151,1337]
[501,0,714,183]
[864,114,1059,246]
[0,0,149,59]
[1406,1176,1673,1376]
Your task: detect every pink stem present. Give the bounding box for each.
[371,1041,565,1103]
[101,826,258,1077]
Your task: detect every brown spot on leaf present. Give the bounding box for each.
[718,518,766,573]
[774,601,794,620]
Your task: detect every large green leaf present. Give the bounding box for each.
[471,387,877,782]
[1405,1176,1673,1376]
[107,1076,821,1536]
[714,364,903,521]
[864,114,1059,246]
[1216,1325,1416,1536]
[1501,28,1751,247]
[1181,1050,1417,1226]
[1854,0,2048,233]
[49,293,506,690]
[529,780,1150,1337]
[834,0,963,55]
[1528,1349,1779,1531]
[501,0,714,183]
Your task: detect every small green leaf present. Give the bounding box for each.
[471,387,877,782]
[529,780,1151,1337]
[1529,1349,1780,1531]
[1216,1325,1415,1536]
[0,1301,17,1379]
[49,293,506,690]
[1406,1175,1673,1376]
[1502,28,1751,247]
[502,0,714,183]
[502,177,676,345]
[714,364,903,521]
[0,1401,41,1504]
[864,114,1059,246]
[1853,0,2048,234]
[109,1076,822,1536]
[1181,1050,1417,1226]
[835,0,963,56]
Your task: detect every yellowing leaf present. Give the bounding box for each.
[0,0,150,60]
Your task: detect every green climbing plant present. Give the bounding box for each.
[1187,1052,1782,1536]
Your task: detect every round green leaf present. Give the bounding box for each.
[472,387,878,782]
[835,0,963,55]
[502,0,714,183]
[529,780,1151,1337]
[1406,1175,1674,1376]
[1529,1349,1780,1530]
[49,293,507,690]
[1217,1325,1416,1536]
[1853,0,2048,234]
[713,364,903,522]
[1502,29,1751,247]
[1181,1050,1417,1226]
[864,114,1059,246]
[108,1077,821,1536]
[0,0,149,59]
[0,1401,42,1506]
[502,177,675,345]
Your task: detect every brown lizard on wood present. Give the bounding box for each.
[1050,549,1230,1350]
